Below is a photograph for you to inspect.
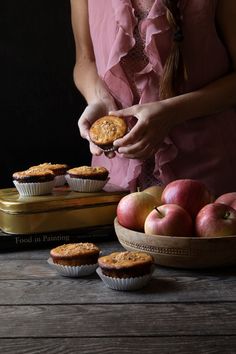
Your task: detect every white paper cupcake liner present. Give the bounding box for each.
[65,175,108,192]
[47,258,98,277]
[96,267,153,291]
[13,180,55,196]
[54,175,66,187]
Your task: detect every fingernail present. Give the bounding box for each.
[113,140,120,147]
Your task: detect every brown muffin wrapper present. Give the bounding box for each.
[99,264,153,278]
[51,254,99,266]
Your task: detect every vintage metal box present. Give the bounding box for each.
[0,187,126,234]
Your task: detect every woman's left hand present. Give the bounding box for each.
[110,101,175,159]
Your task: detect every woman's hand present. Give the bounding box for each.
[110,101,175,160]
[78,98,118,158]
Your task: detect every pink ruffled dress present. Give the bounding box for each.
[88,0,236,196]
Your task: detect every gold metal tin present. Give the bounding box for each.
[0,187,126,234]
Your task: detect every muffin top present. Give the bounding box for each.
[98,251,154,270]
[13,169,55,180]
[67,166,108,178]
[89,115,128,147]
[50,243,100,259]
[29,163,69,175]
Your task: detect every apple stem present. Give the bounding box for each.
[224,211,230,219]
[155,207,163,217]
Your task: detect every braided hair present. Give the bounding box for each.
[159,0,187,99]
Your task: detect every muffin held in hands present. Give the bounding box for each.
[89,115,128,152]
[13,169,55,196]
[65,166,109,192]
[49,242,100,277]
[97,251,154,291]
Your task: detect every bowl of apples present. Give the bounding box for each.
[114,180,236,269]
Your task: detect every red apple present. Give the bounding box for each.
[195,203,236,237]
[215,192,236,210]
[142,185,164,206]
[161,179,212,219]
[117,191,157,231]
[144,204,193,237]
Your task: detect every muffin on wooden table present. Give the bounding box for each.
[13,169,55,196]
[89,115,128,152]
[48,242,100,277]
[97,251,154,291]
[66,166,109,192]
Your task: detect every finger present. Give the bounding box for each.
[79,126,90,140]
[120,144,154,159]
[89,141,103,156]
[109,106,138,117]
[104,151,116,159]
[113,121,145,147]
[122,151,154,160]
[118,140,148,155]
[78,116,91,139]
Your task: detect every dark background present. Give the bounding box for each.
[0,0,90,188]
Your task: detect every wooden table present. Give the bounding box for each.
[0,240,236,354]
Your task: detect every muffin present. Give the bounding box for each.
[48,242,100,277]
[29,162,69,186]
[13,169,55,196]
[50,242,100,266]
[65,166,109,192]
[97,251,154,290]
[89,115,128,152]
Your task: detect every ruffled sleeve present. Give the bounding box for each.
[89,0,172,107]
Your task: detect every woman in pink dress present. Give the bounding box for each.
[70,0,236,197]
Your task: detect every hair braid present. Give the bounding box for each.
[159,0,187,99]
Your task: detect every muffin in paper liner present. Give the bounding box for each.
[54,175,66,187]
[96,267,154,291]
[47,257,98,277]
[13,180,55,196]
[65,175,109,192]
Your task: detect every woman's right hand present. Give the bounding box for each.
[78,99,118,157]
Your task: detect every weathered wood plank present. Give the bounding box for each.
[0,275,235,304]
[0,259,236,279]
[0,304,235,337]
[1,240,236,277]
[0,337,236,354]
[0,241,123,260]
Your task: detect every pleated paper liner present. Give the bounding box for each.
[65,175,109,192]
[96,266,154,291]
[13,180,55,196]
[47,257,98,277]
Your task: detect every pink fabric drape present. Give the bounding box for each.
[88,0,236,196]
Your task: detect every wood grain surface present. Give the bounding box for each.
[0,240,235,354]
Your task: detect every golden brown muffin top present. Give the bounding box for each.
[98,251,154,270]
[13,169,55,179]
[67,166,108,177]
[89,115,128,146]
[29,163,68,172]
[50,243,100,258]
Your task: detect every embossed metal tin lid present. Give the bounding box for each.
[0,186,127,214]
